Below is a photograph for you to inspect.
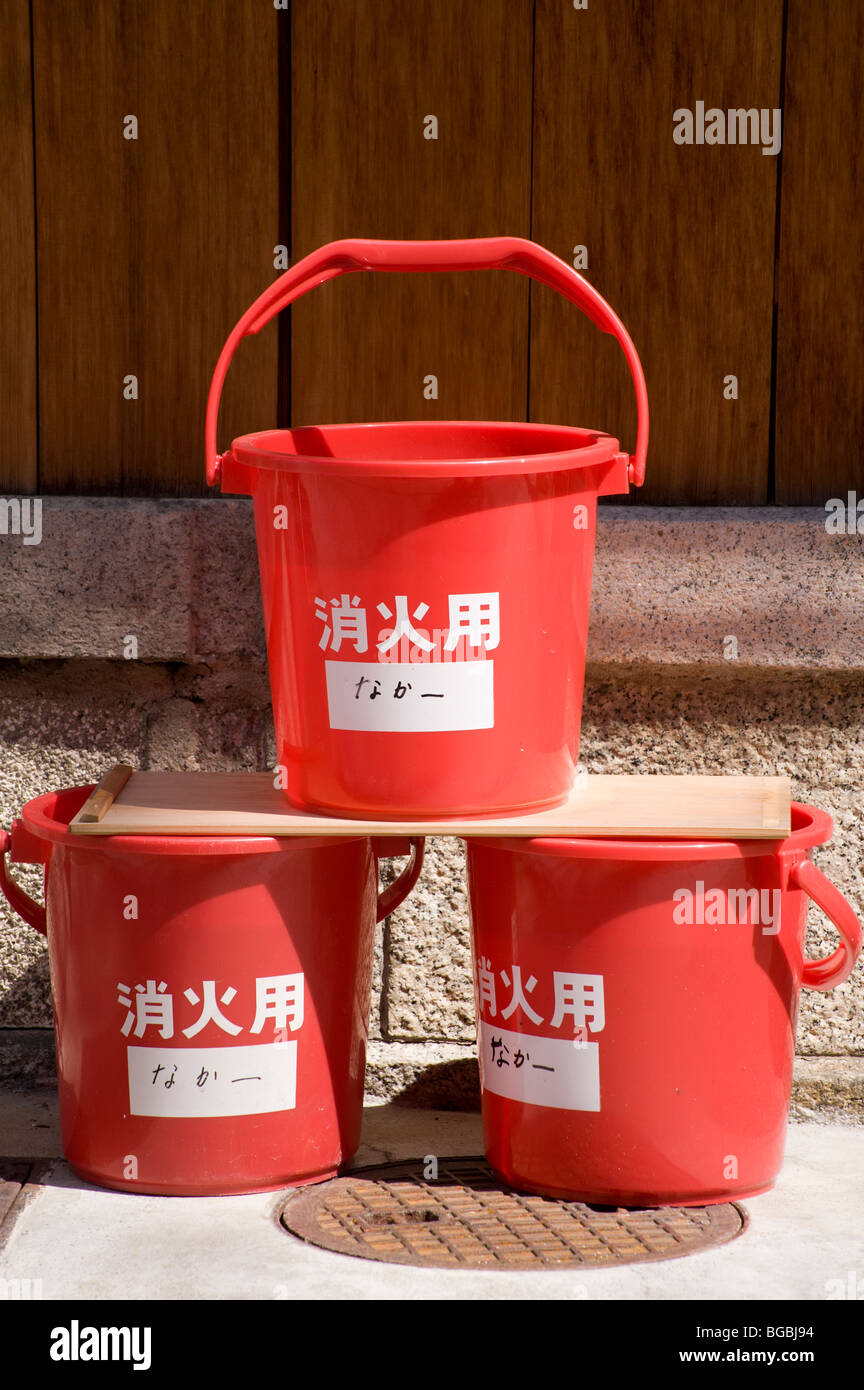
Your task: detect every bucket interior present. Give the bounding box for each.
[16,786,362,857]
[231,420,619,476]
[474,802,830,863]
[38,785,91,827]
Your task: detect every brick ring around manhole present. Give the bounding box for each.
[277,1158,747,1270]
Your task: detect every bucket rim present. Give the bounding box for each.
[464,802,833,861]
[228,419,623,479]
[13,786,370,857]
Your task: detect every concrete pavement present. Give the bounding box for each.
[1,1095,862,1301]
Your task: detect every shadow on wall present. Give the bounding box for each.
[394,1059,481,1112]
[0,947,51,1028]
[0,876,56,1087]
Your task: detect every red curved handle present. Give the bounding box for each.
[0,829,46,936]
[793,858,862,990]
[375,837,425,923]
[205,237,648,488]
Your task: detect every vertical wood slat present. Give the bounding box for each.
[775,0,864,505]
[530,0,783,504]
[290,0,534,427]
[0,0,37,493]
[33,0,280,496]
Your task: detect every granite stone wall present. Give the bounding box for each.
[1,500,861,1114]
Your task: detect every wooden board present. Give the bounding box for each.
[775,0,864,503]
[33,0,279,495]
[69,771,791,839]
[530,0,783,504]
[290,0,533,427]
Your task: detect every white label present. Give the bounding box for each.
[325,660,494,732]
[127,1042,297,1118]
[478,1022,600,1112]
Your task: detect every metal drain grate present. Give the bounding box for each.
[278,1158,746,1270]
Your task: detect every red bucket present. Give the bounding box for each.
[465,805,861,1206]
[206,238,648,818]
[0,788,423,1196]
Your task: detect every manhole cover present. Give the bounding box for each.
[278,1158,746,1270]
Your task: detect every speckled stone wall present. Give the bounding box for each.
[1,500,862,1111]
[384,667,864,1054]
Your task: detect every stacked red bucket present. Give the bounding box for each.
[205,237,648,819]
[203,236,861,1205]
[0,791,423,1195]
[465,808,860,1206]
[2,238,860,1202]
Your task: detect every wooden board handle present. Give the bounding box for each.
[76,764,135,824]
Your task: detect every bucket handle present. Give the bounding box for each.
[205,237,649,489]
[0,827,423,935]
[793,858,862,991]
[0,828,46,936]
[374,837,425,923]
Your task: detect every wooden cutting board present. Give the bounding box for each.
[69,768,792,839]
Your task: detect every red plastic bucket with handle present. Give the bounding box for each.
[206,238,648,818]
[0,787,423,1196]
[465,804,861,1206]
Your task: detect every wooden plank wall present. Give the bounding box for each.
[30,0,280,496]
[289,0,534,426]
[531,0,783,504]
[0,0,37,493]
[775,0,864,504]
[0,1,859,503]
